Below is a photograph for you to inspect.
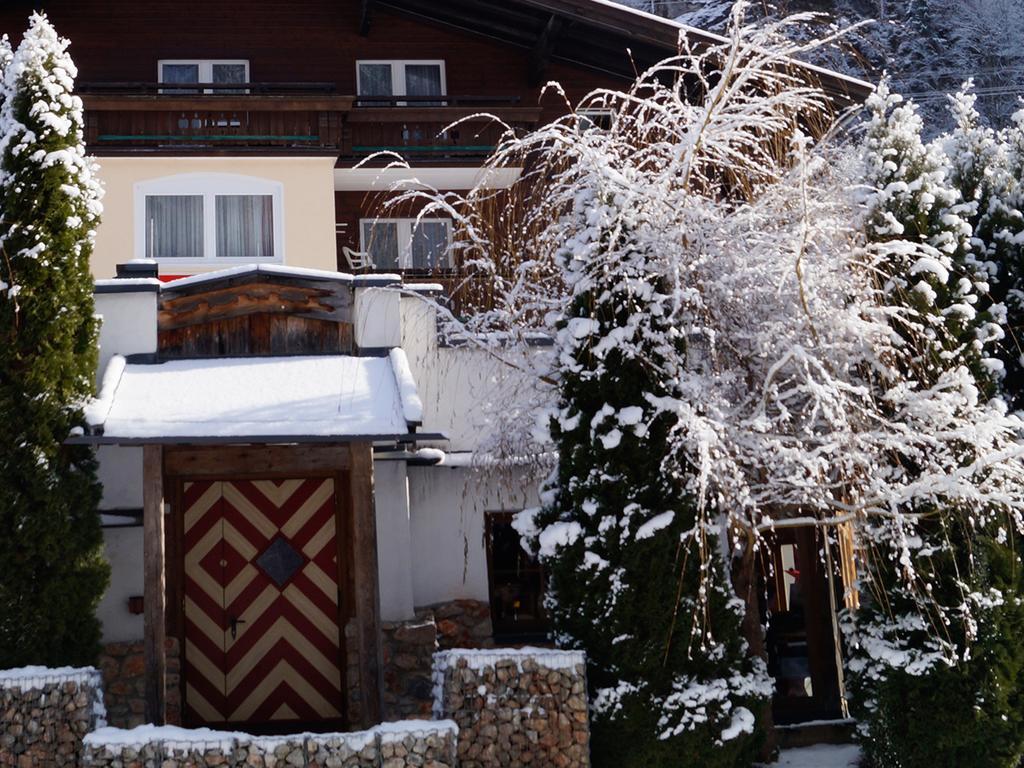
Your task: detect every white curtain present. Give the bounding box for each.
[160,63,199,93]
[411,221,449,269]
[216,195,274,259]
[363,221,399,269]
[358,63,393,96]
[405,64,442,105]
[146,195,203,259]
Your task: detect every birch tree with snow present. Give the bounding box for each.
[386,4,1024,762]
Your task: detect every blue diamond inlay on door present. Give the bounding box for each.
[256,536,305,588]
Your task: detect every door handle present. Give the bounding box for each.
[229,615,247,640]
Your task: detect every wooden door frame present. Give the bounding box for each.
[761,525,844,725]
[162,442,381,729]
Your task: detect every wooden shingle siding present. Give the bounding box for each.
[157,274,355,358]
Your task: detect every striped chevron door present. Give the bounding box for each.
[182,478,344,727]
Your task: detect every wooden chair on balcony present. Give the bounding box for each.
[342,246,374,272]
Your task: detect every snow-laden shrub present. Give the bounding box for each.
[0,13,108,666]
[841,80,1024,768]
[380,3,1024,763]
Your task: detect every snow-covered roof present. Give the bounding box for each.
[79,353,434,444]
[161,264,356,291]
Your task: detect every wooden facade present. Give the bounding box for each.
[157,272,355,357]
[0,0,706,280]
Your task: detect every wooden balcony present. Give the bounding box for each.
[78,84,541,158]
[80,82,353,152]
[341,96,541,162]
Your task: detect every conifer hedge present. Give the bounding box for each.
[0,14,108,667]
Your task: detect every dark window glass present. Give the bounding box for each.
[486,512,547,640]
[160,63,199,94]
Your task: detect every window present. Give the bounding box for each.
[356,60,446,104]
[158,60,249,93]
[360,218,451,270]
[577,108,615,132]
[135,174,283,264]
[485,512,547,640]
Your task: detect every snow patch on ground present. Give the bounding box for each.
[764,744,862,767]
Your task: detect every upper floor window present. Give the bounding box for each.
[356,60,446,104]
[158,59,249,93]
[360,218,451,271]
[135,173,283,264]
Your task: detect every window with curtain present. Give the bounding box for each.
[145,195,204,259]
[357,63,394,98]
[411,220,449,269]
[404,64,443,105]
[159,60,249,94]
[139,175,281,263]
[360,219,451,270]
[211,63,247,94]
[362,221,400,269]
[216,195,275,259]
[356,61,445,104]
[159,63,199,94]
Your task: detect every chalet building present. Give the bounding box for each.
[0,0,869,737]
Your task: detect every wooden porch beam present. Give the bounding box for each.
[143,444,166,725]
[359,0,373,36]
[349,442,382,726]
[528,14,566,87]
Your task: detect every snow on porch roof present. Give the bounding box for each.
[73,352,439,445]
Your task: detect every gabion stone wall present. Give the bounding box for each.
[99,638,181,728]
[382,617,437,720]
[0,666,106,767]
[433,649,590,768]
[81,720,458,768]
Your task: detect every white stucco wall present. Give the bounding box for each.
[373,459,415,622]
[91,156,337,279]
[407,465,539,608]
[355,287,402,350]
[97,446,143,509]
[94,290,158,375]
[98,525,144,643]
[399,295,552,453]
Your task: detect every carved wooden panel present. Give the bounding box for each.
[158,275,353,358]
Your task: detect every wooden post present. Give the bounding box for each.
[143,444,166,725]
[349,442,381,726]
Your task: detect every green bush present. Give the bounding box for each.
[0,13,108,667]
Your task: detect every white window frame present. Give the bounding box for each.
[577,108,615,132]
[359,217,452,269]
[134,173,285,266]
[355,60,447,100]
[157,59,250,93]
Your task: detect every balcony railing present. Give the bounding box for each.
[78,84,542,156]
[80,82,353,151]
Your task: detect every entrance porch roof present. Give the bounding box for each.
[70,351,441,445]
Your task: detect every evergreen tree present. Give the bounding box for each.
[518,178,771,768]
[972,103,1024,407]
[0,13,108,667]
[843,82,1024,768]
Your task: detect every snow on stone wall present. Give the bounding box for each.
[0,665,105,767]
[81,720,458,768]
[432,649,590,768]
